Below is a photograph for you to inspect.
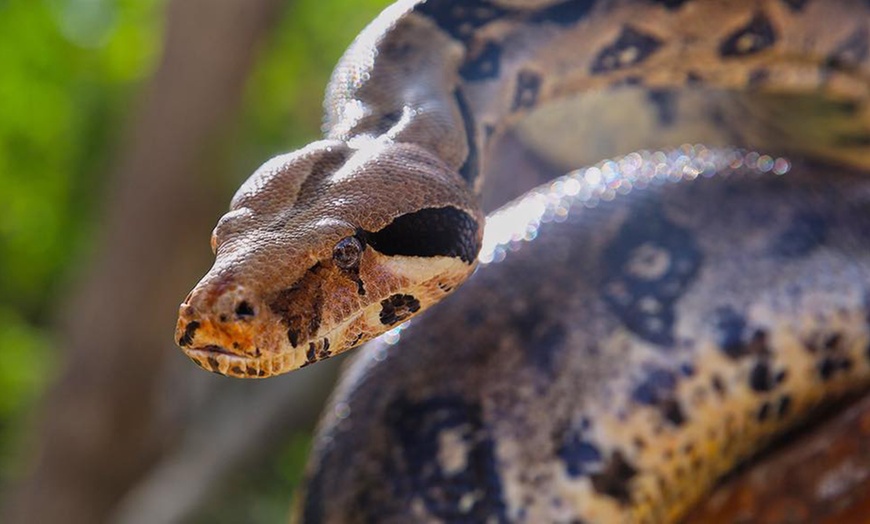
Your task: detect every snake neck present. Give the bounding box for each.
[325,0,870,199]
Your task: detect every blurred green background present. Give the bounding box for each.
[0,0,389,521]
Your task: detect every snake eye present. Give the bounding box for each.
[333,236,364,270]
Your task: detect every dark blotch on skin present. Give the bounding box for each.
[530,0,596,26]
[230,365,242,375]
[558,429,603,477]
[631,368,686,426]
[827,27,869,68]
[454,89,480,184]
[712,307,771,360]
[646,89,676,126]
[316,339,331,360]
[206,356,220,372]
[287,328,300,348]
[590,451,638,505]
[535,324,567,371]
[600,203,701,346]
[817,357,845,381]
[749,360,775,392]
[661,399,685,426]
[384,396,508,522]
[270,263,325,348]
[713,307,746,358]
[307,342,317,363]
[513,306,567,371]
[379,294,421,326]
[459,41,502,81]
[771,212,827,258]
[719,13,777,57]
[178,320,200,347]
[591,26,663,74]
[777,396,792,418]
[367,206,480,263]
[757,401,772,422]
[415,0,507,44]
[512,70,542,111]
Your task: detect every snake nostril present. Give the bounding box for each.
[235,301,255,319]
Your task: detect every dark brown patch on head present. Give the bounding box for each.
[307,342,317,363]
[206,356,220,372]
[287,328,300,348]
[178,321,200,347]
[245,366,258,376]
[269,263,325,348]
[379,294,421,326]
[590,451,638,505]
[230,365,243,375]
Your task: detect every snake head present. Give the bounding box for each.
[175,140,483,377]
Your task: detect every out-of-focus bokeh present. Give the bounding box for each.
[0,0,389,522]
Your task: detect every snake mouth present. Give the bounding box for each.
[188,344,237,357]
[183,345,276,377]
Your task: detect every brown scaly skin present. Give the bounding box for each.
[177,140,482,376]
[175,0,870,521]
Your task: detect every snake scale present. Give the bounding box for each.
[175,0,870,522]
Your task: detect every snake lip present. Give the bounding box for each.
[187,344,239,358]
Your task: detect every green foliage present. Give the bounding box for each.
[0,0,389,516]
[0,0,163,481]
[235,0,392,167]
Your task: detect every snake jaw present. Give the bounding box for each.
[175,250,474,377]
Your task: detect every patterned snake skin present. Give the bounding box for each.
[173,0,870,522]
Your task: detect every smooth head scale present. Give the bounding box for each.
[176,139,483,377]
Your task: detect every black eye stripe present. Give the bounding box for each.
[366,207,480,263]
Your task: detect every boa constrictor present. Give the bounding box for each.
[175,0,870,522]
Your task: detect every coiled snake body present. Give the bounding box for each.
[175,0,870,522]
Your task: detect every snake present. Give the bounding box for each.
[174,0,870,522]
